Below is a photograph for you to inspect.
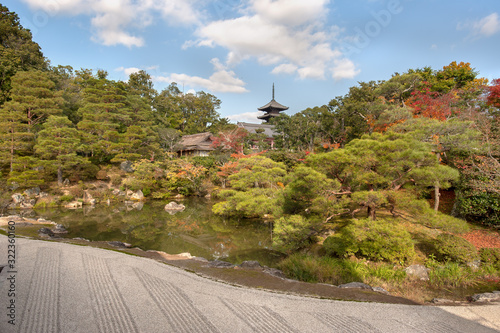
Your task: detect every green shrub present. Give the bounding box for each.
[434,234,478,264]
[278,253,406,285]
[278,254,360,284]
[273,215,318,252]
[427,261,482,288]
[479,248,500,268]
[323,218,415,264]
[59,194,74,202]
[110,174,122,186]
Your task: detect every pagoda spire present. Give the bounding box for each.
[257,83,288,123]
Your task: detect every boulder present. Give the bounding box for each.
[130,190,145,201]
[164,201,185,212]
[338,282,373,290]
[208,260,235,268]
[19,199,36,209]
[24,186,41,197]
[470,291,500,303]
[120,160,134,173]
[65,201,83,209]
[239,261,263,270]
[263,267,287,279]
[39,192,49,198]
[53,224,68,234]
[83,191,93,203]
[11,193,25,204]
[405,264,429,281]
[372,287,390,295]
[467,260,481,270]
[38,227,55,237]
[8,182,20,191]
[62,178,70,186]
[112,189,126,196]
[108,241,132,248]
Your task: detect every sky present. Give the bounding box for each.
[4,0,500,123]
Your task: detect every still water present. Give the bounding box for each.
[32,198,284,267]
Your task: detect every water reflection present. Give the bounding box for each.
[32,198,284,267]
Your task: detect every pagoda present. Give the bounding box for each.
[257,84,288,123]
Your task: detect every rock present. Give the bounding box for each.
[239,261,263,270]
[53,224,68,234]
[19,199,36,209]
[338,282,373,290]
[11,193,25,204]
[164,201,185,211]
[39,192,49,198]
[63,178,70,186]
[431,298,456,304]
[263,267,287,279]
[130,190,145,201]
[38,227,55,237]
[83,191,93,203]
[372,287,390,295]
[467,260,481,270]
[405,264,429,281]
[65,201,83,209]
[8,181,19,191]
[73,237,90,242]
[470,292,500,303]
[112,189,126,196]
[173,194,184,199]
[24,186,41,197]
[120,160,134,173]
[207,260,235,268]
[108,241,132,248]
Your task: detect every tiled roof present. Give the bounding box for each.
[176,132,214,151]
[237,122,277,137]
[258,99,289,111]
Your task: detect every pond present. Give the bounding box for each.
[20,198,285,267]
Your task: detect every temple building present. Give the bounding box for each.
[257,84,288,123]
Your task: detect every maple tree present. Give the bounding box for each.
[487,79,500,109]
[211,127,247,153]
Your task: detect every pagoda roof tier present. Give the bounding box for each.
[258,99,289,111]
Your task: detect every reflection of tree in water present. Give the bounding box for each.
[34,198,277,263]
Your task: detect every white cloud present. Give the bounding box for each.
[190,0,355,80]
[115,66,142,76]
[21,0,201,47]
[154,58,248,93]
[271,63,299,75]
[331,58,360,80]
[252,0,330,27]
[473,13,500,37]
[227,112,262,123]
[458,12,500,38]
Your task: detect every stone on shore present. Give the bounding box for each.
[130,190,145,201]
[405,264,429,281]
[338,282,373,290]
[470,291,500,303]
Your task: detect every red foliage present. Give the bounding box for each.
[407,83,458,121]
[487,78,500,108]
[211,128,248,153]
[462,230,500,249]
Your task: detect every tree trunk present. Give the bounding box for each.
[434,181,440,211]
[57,165,63,186]
[367,206,376,220]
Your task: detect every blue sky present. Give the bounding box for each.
[4,0,500,123]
